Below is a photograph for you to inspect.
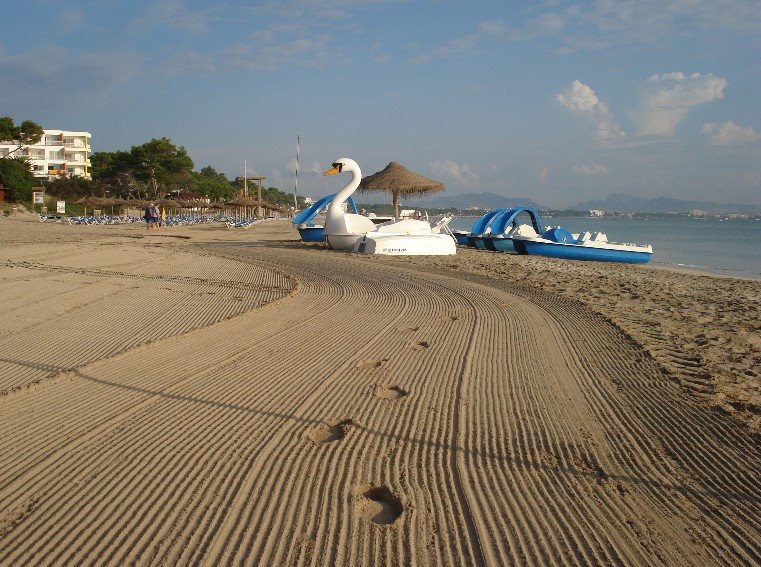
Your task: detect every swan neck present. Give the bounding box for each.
[328,167,360,216]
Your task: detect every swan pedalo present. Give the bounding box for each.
[323,158,456,256]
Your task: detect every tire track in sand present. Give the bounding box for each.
[0,244,359,564]
[0,247,293,395]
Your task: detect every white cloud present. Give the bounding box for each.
[518,0,761,52]
[411,20,505,63]
[703,121,760,146]
[288,158,323,174]
[430,160,480,186]
[632,72,726,137]
[242,163,263,178]
[305,160,323,174]
[556,80,624,140]
[557,79,604,112]
[572,163,608,175]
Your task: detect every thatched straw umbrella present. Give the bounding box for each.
[100,197,117,216]
[74,195,100,217]
[228,197,258,218]
[111,197,129,216]
[153,198,175,219]
[254,199,287,217]
[180,199,203,216]
[264,201,289,216]
[208,202,225,219]
[127,198,149,217]
[358,161,445,219]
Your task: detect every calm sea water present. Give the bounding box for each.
[447,215,761,279]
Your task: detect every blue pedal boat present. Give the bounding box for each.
[460,209,506,249]
[293,194,358,242]
[483,207,544,252]
[455,207,544,251]
[512,226,653,264]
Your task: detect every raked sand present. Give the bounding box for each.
[0,215,758,565]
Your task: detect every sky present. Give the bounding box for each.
[2,0,760,208]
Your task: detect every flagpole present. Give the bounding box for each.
[293,133,300,210]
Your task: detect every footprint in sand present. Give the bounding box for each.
[398,326,420,334]
[375,385,407,400]
[356,359,387,370]
[306,419,353,445]
[353,485,403,525]
[410,340,430,350]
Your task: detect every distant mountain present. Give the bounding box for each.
[403,191,545,210]
[357,190,759,214]
[573,193,760,214]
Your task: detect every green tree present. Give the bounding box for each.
[262,186,305,208]
[130,138,194,195]
[90,149,132,180]
[0,157,36,201]
[0,116,44,157]
[228,180,302,207]
[91,138,194,198]
[193,165,236,201]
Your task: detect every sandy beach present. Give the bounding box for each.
[1,214,758,565]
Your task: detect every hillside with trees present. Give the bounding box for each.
[88,138,303,208]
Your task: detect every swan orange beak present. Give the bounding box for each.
[324,166,340,176]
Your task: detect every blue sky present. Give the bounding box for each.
[3,0,760,207]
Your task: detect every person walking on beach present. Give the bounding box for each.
[145,203,160,230]
[144,203,153,230]
[152,203,161,228]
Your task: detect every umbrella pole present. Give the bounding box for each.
[393,192,399,220]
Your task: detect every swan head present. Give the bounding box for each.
[324,158,360,177]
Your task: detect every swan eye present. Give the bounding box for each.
[332,162,343,172]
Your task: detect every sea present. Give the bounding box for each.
[446,215,761,280]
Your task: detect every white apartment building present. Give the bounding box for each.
[0,129,92,180]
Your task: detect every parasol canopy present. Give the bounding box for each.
[358,161,445,219]
[74,195,100,206]
[227,197,258,207]
[74,195,100,216]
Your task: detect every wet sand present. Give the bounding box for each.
[0,215,758,565]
